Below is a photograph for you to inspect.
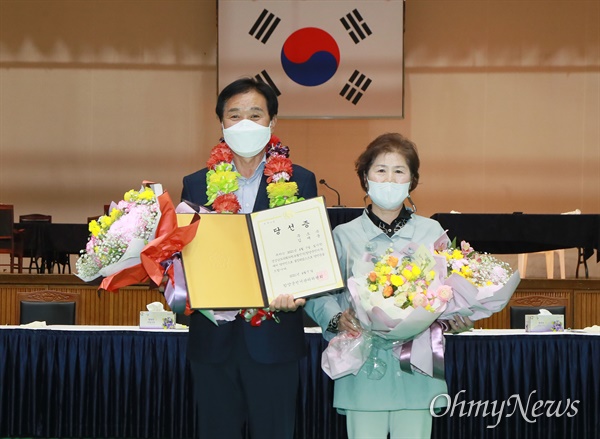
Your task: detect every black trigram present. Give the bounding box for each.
[249,9,281,44]
[340,9,372,44]
[340,70,371,105]
[255,70,281,96]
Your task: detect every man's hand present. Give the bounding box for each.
[269,294,306,312]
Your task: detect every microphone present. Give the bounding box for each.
[319,179,345,207]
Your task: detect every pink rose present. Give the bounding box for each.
[411,293,429,308]
[436,285,454,302]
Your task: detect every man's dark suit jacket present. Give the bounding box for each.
[181,163,318,364]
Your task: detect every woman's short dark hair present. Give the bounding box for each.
[215,77,278,121]
[355,133,420,193]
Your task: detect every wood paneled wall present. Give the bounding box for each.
[477,279,600,329]
[1,275,599,328]
[0,274,167,326]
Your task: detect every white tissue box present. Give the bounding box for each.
[525,314,564,332]
[140,311,175,329]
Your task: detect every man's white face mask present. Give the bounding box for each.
[222,119,272,158]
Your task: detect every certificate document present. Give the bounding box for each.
[177,196,343,309]
[250,196,344,302]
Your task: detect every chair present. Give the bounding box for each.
[175,313,190,326]
[17,290,79,325]
[510,305,566,330]
[0,204,24,273]
[576,247,589,279]
[19,213,52,223]
[19,213,52,273]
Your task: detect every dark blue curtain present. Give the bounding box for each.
[1,330,598,439]
[433,334,600,439]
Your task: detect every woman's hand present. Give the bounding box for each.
[338,309,362,337]
[445,316,474,334]
[269,294,306,312]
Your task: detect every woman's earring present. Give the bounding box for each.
[407,195,417,213]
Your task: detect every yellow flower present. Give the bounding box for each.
[402,265,421,280]
[99,215,114,229]
[460,265,473,277]
[426,270,436,282]
[89,220,101,237]
[209,169,239,185]
[390,274,404,287]
[138,187,155,201]
[369,284,378,292]
[379,265,392,275]
[452,249,463,260]
[123,189,136,202]
[266,181,298,198]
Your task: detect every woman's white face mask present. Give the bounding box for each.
[222,119,271,158]
[367,180,410,211]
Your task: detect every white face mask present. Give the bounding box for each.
[367,180,410,211]
[222,119,271,158]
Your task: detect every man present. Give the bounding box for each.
[181,77,318,439]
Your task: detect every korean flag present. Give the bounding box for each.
[218,0,405,119]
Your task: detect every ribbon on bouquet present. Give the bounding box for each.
[160,253,187,314]
[398,321,446,379]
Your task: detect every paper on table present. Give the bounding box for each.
[582,325,600,333]
[20,321,47,328]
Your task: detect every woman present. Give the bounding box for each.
[305,133,471,439]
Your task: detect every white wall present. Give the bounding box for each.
[1,0,599,277]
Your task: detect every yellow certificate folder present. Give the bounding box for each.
[177,213,267,310]
[176,196,344,310]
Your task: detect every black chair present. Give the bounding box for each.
[19,213,52,273]
[0,204,23,273]
[175,313,190,326]
[20,301,76,325]
[17,290,79,325]
[510,305,566,329]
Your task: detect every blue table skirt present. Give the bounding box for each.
[1,329,598,439]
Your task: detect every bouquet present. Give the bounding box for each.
[322,242,452,380]
[76,182,200,313]
[351,244,452,336]
[322,236,521,381]
[435,237,520,321]
[76,186,160,281]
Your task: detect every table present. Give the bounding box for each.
[1,327,598,439]
[12,210,363,275]
[15,222,90,273]
[430,213,600,263]
[326,207,363,229]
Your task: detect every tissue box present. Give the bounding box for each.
[140,311,176,329]
[525,314,564,332]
